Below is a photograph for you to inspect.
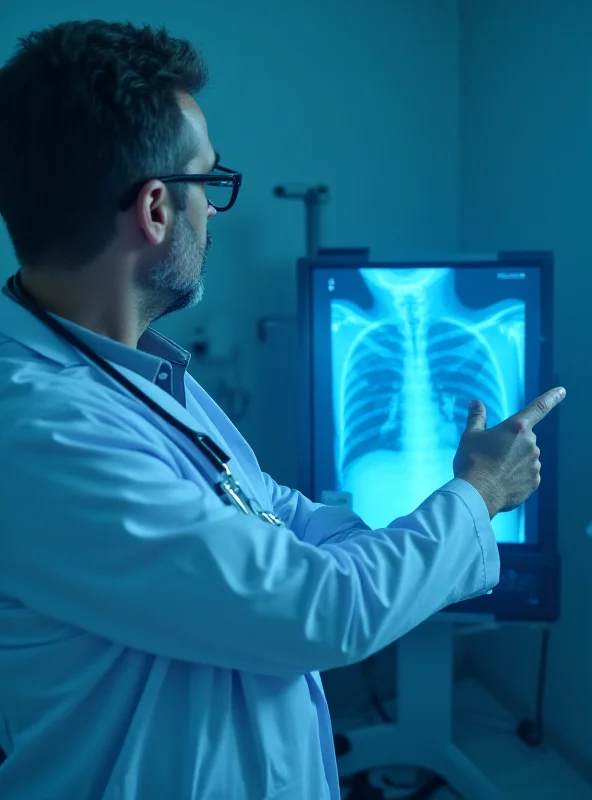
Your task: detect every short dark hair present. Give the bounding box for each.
[0,20,208,269]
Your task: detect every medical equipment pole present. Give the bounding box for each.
[273,184,329,258]
[257,184,330,342]
[336,615,505,800]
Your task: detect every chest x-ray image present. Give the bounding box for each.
[329,267,526,543]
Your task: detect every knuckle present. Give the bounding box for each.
[513,418,527,434]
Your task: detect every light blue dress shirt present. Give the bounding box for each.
[0,286,500,800]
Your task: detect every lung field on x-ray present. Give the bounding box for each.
[331,268,526,543]
[340,322,406,471]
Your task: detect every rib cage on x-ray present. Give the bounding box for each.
[340,317,505,476]
[427,320,506,437]
[341,324,405,472]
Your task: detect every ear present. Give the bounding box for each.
[135,180,173,245]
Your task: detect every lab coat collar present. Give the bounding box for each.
[0,289,82,368]
[0,291,209,449]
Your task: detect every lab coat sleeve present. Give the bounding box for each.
[261,473,369,545]
[261,474,333,543]
[261,472,493,552]
[0,391,499,677]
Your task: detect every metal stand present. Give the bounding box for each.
[257,184,330,342]
[337,617,504,800]
[273,184,328,257]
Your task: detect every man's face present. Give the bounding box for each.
[147,95,217,320]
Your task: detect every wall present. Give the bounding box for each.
[460,0,592,779]
[0,0,461,489]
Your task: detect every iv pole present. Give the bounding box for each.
[273,184,329,258]
[257,184,329,341]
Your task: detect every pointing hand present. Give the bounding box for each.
[452,387,566,518]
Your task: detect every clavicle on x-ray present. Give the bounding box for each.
[330,267,525,543]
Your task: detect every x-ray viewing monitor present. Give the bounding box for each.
[298,252,560,620]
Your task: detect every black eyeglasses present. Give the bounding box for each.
[117,162,242,213]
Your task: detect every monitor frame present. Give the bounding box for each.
[297,250,560,621]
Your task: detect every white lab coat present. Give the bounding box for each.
[0,289,499,800]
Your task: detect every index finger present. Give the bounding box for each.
[515,386,566,428]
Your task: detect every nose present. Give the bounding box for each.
[207,203,217,220]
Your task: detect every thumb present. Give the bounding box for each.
[465,399,487,432]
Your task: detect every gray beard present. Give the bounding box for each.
[146,215,212,322]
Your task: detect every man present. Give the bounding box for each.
[0,20,564,800]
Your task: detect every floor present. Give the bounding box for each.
[335,678,592,800]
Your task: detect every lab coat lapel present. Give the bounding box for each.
[107,363,223,469]
[114,367,271,512]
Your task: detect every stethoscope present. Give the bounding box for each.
[5,272,282,527]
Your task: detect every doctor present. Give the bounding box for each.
[0,20,564,800]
